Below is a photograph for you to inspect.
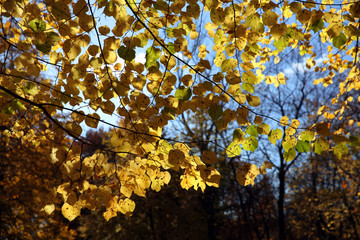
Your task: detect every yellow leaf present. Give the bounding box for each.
[42,204,55,215]
[280,116,289,126]
[104,50,117,64]
[246,94,261,107]
[262,11,278,26]
[270,23,287,40]
[120,184,133,198]
[88,45,100,56]
[214,52,226,67]
[66,43,81,60]
[210,8,226,26]
[190,31,199,39]
[259,161,274,175]
[274,56,280,64]
[226,70,241,84]
[118,198,135,215]
[61,202,81,221]
[201,167,220,187]
[180,175,195,190]
[236,163,260,186]
[50,146,67,164]
[50,52,63,64]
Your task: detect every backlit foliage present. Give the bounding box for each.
[0,0,359,221]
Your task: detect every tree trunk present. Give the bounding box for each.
[278,166,286,240]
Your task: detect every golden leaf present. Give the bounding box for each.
[236,163,260,186]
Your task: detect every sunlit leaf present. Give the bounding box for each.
[333,144,348,159]
[175,86,192,101]
[145,46,161,69]
[295,140,310,153]
[284,148,296,162]
[236,163,259,186]
[332,33,346,49]
[226,142,241,157]
[243,136,258,152]
[259,161,274,175]
[314,137,330,155]
[268,129,283,145]
[246,125,259,137]
[29,19,46,33]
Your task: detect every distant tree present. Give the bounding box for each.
[0,114,77,239]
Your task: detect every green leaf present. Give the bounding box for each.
[226,142,241,157]
[268,129,283,145]
[274,37,287,51]
[246,125,258,137]
[36,42,51,54]
[349,136,360,147]
[166,28,174,38]
[332,33,346,49]
[282,135,297,152]
[334,144,348,159]
[4,106,15,115]
[145,46,162,69]
[138,34,149,47]
[10,99,26,111]
[301,129,315,141]
[117,46,136,62]
[167,42,175,54]
[287,27,304,40]
[248,44,260,53]
[175,86,192,101]
[295,140,310,153]
[314,137,330,155]
[284,148,296,162]
[242,83,255,93]
[29,19,46,33]
[221,58,237,72]
[310,19,324,33]
[23,82,39,95]
[243,136,258,152]
[208,105,223,121]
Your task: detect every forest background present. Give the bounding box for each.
[0,0,359,239]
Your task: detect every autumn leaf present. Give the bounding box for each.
[236,163,260,186]
[1,0,358,223]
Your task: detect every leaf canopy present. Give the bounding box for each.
[0,0,359,222]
